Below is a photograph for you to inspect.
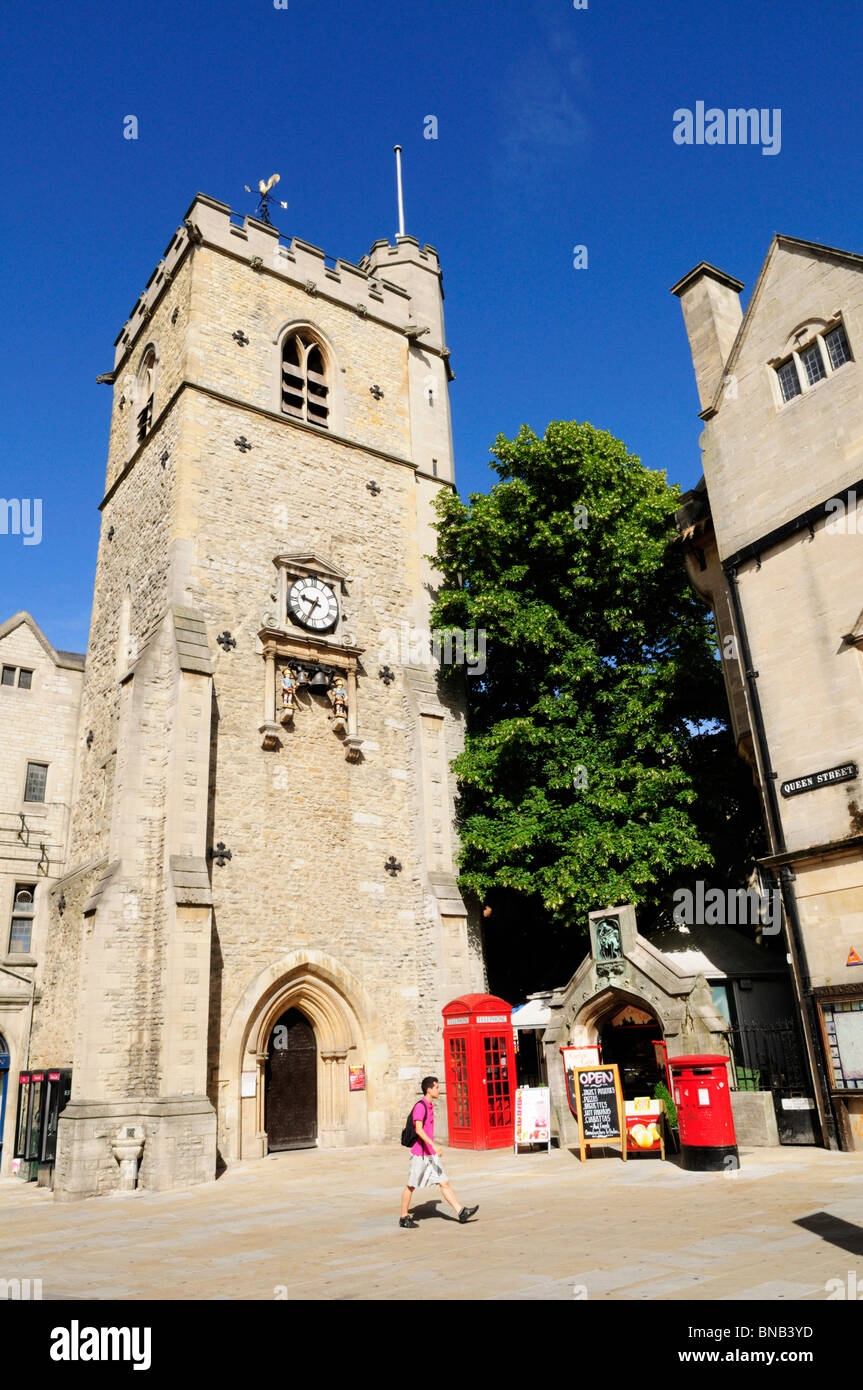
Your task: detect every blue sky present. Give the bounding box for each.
[2,0,862,651]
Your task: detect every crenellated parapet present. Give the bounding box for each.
[111,194,452,372]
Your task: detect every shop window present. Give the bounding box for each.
[24,762,47,803]
[8,884,35,954]
[820,999,863,1090]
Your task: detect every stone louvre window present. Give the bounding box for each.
[281,330,330,427]
[8,883,35,953]
[136,399,153,443]
[774,318,853,405]
[23,761,47,803]
[134,345,157,445]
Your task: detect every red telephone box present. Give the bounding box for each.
[443,994,515,1150]
[669,1054,739,1171]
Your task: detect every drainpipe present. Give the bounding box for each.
[724,562,837,1149]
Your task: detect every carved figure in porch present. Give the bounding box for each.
[330,676,348,724]
[595,916,622,961]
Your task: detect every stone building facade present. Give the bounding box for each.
[1,192,486,1197]
[0,614,84,1176]
[673,236,863,1151]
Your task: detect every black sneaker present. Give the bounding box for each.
[458,1204,479,1224]
[399,1215,419,1228]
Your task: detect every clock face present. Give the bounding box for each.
[288,577,339,632]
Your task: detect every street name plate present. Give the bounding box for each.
[780,762,857,798]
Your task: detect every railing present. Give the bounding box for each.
[727,1018,809,1094]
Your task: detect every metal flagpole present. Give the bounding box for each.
[394,145,405,238]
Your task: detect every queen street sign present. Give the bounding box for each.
[780,762,858,798]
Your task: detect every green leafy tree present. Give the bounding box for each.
[431,422,763,995]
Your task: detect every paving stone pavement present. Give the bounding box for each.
[2,1143,863,1301]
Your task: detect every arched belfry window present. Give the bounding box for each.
[136,347,156,443]
[281,331,329,428]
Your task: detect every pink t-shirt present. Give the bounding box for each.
[411,1099,433,1157]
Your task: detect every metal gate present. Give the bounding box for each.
[728,1018,817,1144]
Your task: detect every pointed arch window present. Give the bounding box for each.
[136,347,156,442]
[281,331,329,428]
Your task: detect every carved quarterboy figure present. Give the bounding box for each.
[330,676,348,723]
[279,667,296,721]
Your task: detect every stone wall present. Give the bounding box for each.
[0,616,83,1174]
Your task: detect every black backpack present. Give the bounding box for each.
[400,1099,428,1148]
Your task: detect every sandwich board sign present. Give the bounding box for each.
[514,1086,551,1153]
[562,1056,627,1162]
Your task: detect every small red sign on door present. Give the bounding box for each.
[349,1066,365,1091]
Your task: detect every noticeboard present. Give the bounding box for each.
[563,1058,627,1162]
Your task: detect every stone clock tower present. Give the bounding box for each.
[37,192,486,1199]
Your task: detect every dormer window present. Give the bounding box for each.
[774,319,853,406]
[281,331,329,428]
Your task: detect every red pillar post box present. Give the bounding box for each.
[443,994,515,1150]
[669,1054,739,1171]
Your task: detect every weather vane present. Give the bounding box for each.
[244,173,288,226]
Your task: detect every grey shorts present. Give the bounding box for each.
[407,1153,448,1188]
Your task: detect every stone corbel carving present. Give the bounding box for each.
[595,960,626,983]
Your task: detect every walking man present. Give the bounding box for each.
[399,1076,479,1228]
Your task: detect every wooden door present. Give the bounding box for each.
[265,1009,317,1151]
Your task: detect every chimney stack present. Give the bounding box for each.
[671,262,744,411]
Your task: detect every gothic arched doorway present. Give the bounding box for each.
[265,1008,318,1151]
[598,1001,664,1101]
